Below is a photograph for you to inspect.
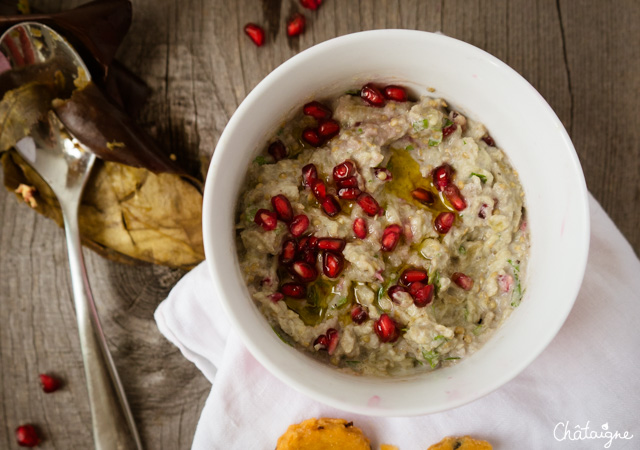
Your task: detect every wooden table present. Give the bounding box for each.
[1,0,638,448]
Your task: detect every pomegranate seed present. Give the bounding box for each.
[351,305,368,324]
[337,176,358,188]
[317,119,340,140]
[244,23,265,46]
[443,185,467,211]
[383,85,408,102]
[373,167,393,181]
[356,192,380,216]
[281,282,307,298]
[482,134,496,146]
[411,188,434,204]
[311,179,327,199]
[321,195,341,217]
[15,424,40,447]
[302,128,323,147]
[271,194,294,222]
[326,328,339,355]
[289,214,309,237]
[39,374,61,393]
[434,212,455,234]
[387,285,408,303]
[374,314,399,343]
[254,209,278,231]
[333,160,357,180]
[452,272,474,291]
[267,140,287,161]
[297,236,318,252]
[323,251,344,278]
[338,187,361,199]
[432,164,453,191]
[302,164,318,188]
[303,101,331,119]
[313,334,329,350]
[287,13,306,37]
[442,122,457,139]
[300,0,322,10]
[269,292,284,302]
[498,274,514,292]
[360,83,385,107]
[478,203,489,219]
[353,217,367,239]
[400,269,428,285]
[298,249,317,265]
[381,224,402,251]
[291,261,318,282]
[317,238,346,252]
[408,282,434,307]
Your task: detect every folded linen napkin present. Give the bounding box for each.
[155,193,640,449]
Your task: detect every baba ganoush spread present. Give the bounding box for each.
[235,83,528,376]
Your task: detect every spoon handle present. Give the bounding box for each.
[61,203,143,450]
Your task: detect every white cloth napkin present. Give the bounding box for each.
[155,194,640,449]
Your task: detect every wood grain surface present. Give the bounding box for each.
[1,0,638,448]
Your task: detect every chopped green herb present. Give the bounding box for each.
[443,118,453,127]
[357,128,363,134]
[463,139,467,145]
[405,145,414,151]
[434,335,446,341]
[271,326,293,346]
[473,325,483,335]
[428,139,440,147]
[423,118,430,128]
[277,127,284,136]
[471,172,487,183]
[345,360,361,366]
[246,207,258,223]
[401,327,409,332]
[444,357,461,361]
[422,349,439,369]
[459,245,467,255]
[346,89,361,96]
[428,270,440,294]
[412,357,424,366]
[508,259,524,307]
[333,297,349,309]
[254,155,268,165]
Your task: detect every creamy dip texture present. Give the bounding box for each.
[235,84,528,376]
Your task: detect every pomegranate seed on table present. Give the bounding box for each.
[269,292,284,302]
[289,215,309,237]
[15,424,40,447]
[39,373,61,393]
[267,140,287,161]
[281,282,307,298]
[381,224,402,251]
[400,269,428,285]
[356,192,380,216]
[303,101,331,119]
[387,285,408,303]
[254,209,278,230]
[351,304,368,324]
[338,187,361,200]
[291,261,318,282]
[409,282,435,307]
[302,128,323,147]
[482,134,496,146]
[316,238,346,252]
[287,13,306,37]
[271,194,294,222]
[452,272,474,290]
[353,217,367,239]
[311,179,327,199]
[300,0,322,10]
[411,188,434,204]
[443,185,467,211]
[442,122,457,139]
[301,164,318,188]
[244,23,265,46]
[333,160,357,180]
[322,251,344,278]
[434,212,455,234]
[432,164,453,191]
[373,167,393,181]
[336,176,358,188]
[317,119,340,140]
[374,314,399,343]
[321,195,341,217]
[326,328,339,355]
[383,85,408,102]
[360,83,385,107]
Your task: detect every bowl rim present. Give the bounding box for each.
[202,29,590,416]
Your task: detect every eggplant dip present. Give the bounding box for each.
[235,83,528,376]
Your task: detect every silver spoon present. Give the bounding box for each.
[1,22,142,450]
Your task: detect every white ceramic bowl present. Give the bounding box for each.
[203,30,589,416]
